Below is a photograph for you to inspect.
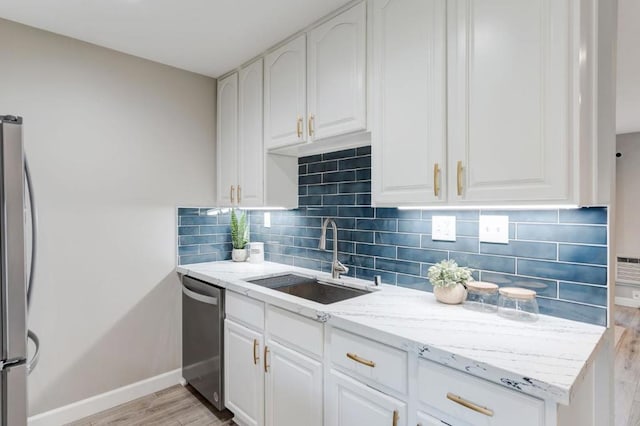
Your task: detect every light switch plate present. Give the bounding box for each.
[479,215,509,244]
[264,212,271,228]
[432,216,456,241]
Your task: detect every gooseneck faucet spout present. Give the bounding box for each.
[319,217,349,279]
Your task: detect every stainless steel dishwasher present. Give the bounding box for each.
[182,276,224,410]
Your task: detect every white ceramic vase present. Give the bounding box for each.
[433,284,467,305]
[231,248,248,262]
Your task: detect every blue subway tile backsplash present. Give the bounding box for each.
[178,147,609,326]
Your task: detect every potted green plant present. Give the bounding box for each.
[230,209,249,262]
[427,259,473,304]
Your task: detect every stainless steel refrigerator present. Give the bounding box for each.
[0,115,40,426]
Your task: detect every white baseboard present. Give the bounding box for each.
[615,296,640,308]
[28,368,182,426]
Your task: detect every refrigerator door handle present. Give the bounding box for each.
[27,329,40,375]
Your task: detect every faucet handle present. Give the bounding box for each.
[334,260,349,274]
[374,275,381,286]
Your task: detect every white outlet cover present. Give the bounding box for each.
[432,216,456,241]
[264,212,271,228]
[479,215,509,244]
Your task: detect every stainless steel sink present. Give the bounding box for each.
[246,273,370,305]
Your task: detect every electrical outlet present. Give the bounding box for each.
[264,212,271,228]
[432,216,456,241]
[633,290,640,301]
[479,215,509,244]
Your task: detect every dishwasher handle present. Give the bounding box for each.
[182,285,218,305]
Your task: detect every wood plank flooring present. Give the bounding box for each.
[66,385,235,426]
[68,305,640,425]
[615,305,640,426]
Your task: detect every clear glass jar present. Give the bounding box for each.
[497,287,539,322]
[464,281,498,313]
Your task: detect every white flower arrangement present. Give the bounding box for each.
[427,259,474,288]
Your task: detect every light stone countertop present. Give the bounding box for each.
[176,261,607,406]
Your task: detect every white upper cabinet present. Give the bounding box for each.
[307,2,367,141]
[371,0,447,207]
[238,58,265,207]
[216,72,238,207]
[264,35,307,150]
[217,60,298,209]
[447,0,571,204]
[372,0,602,207]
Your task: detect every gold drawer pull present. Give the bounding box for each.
[308,114,315,137]
[456,161,463,196]
[237,185,242,204]
[433,163,440,197]
[446,392,494,417]
[346,352,375,368]
[392,409,399,426]
[296,116,303,138]
[253,339,259,365]
[230,185,235,203]
[264,345,270,373]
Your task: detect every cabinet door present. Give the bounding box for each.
[238,59,264,207]
[307,2,367,141]
[264,34,307,150]
[224,319,264,426]
[417,411,450,426]
[371,0,447,206]
[326,370,407,426]
[447,0,571,203]
[265,340,322,426]
[216,73,238,207]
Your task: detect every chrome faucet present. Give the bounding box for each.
[318,217,349,279]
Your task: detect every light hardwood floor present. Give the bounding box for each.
[68,306,640,425]
[615,305,640,426]
[66,385,235,426]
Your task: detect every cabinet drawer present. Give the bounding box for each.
[329,328,407,395]
[266,305,323,358]
[226,291,265,331]
[418,359,544,426]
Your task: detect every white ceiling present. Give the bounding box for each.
[617,0,640,134]
[0,0,351,78]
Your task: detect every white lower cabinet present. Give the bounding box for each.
[224,319,264,426]
[265,340,323,426]
[416,411,448,426]
[225,293,324,426]
[223,292,604,426]
[418,358,544,426]
[327,369,407,426]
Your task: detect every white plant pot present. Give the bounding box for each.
[433,284,467,305]
[231,248,248,262]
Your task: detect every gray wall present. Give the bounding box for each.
[0,19,216,415]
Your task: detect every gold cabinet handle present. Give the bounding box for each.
[346,352,375,368]
[446,392,494,417]
[253,339,259,365]
[392,409,399,426]
[308,114,315,137]
[264,345,270,373]
[296,116,303,138]
[237,185,242,204]
[230,185,235,203]
[456,161,463,196]
[433,163,440,197]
